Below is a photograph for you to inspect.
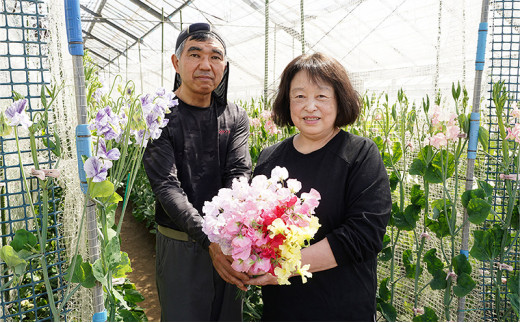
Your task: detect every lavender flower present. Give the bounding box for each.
[84,156,112,182]
[89,106,121,140]
[96,138,120,161]
[5,99,33,129]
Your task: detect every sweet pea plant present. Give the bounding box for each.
[240,97,296,164]
[69,61,177,321]
[468,81,519,320]
[354,84,492,322]
[202,166,321,285]
[0,84,66,321]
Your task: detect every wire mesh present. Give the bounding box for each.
[0,0,68,321]
[482,0,520,321]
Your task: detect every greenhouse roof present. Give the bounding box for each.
[78,0,484,101]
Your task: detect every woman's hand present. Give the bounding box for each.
[245,272,278,286]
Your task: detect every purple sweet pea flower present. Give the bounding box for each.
[155,87,166,97]
[164,91,178,108]
[84,156,112,182]
[89,106,121,140]
[97,138,120,161]
[5,99,33,129]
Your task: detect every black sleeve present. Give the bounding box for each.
[326,141,391,266]
[142,126,210,249]
[222,106,252,187]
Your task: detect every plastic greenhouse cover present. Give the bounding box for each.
[79,0,483,102]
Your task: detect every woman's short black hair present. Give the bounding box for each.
[272,52,361,128]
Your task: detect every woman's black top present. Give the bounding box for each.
[253,130,391,322]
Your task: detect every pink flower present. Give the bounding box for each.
[231,236,252,260]
[429,133,447,149]
[430,105,452,125]
[502,277,507,284]
[496,262,514,272]
[446,271,457,281]
[420,232,431,240]
[201,166,321,285]
[413,308,424,315]
[249,117,261,128]
[446,125,461,140]
[512,108,520,118]
[506,124,520,142]
[500,174,519,180]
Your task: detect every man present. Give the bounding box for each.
[143,22,251,321]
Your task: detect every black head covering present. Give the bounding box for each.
[173,23,229,105]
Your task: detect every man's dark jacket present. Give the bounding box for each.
[143,96,251,250]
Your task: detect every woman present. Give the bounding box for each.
[246,52,391,321]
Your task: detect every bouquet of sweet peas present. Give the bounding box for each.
[202,166,321,285]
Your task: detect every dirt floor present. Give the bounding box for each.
[118,204,161,322]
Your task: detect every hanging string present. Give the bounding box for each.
[434,0,442,93]
[300,0,305,54]
[264,0,269,107]
[273,24,276,87]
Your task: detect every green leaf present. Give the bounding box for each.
[379,248,392,261]
[466,198,491,225]
[409,158,426,176]
[65,255,96,288]
[403,249,421,279]
[461,188,486,208]
[470,225,510,262]
[378,277,391,301]
[410,184,425,207]
[389,171,399,192]
[377,300,397,322]
[106,191,123,205]
[113,252,132,278]
[373,136,384,152]
[424,164,443,184]
[0,245,27,275]
[0,113,13,136]
[453,273,476,298]
[92,259,107,286]
[394,205,420,231]
[106,236,122,272]
[10,229,38,252]
[412,306,439,322]
[430,270,447,290]
[89,180,115,198]
[507,294,519,318]
[477,180,493,197]
[426,212,450,239]
[478,125,489,152]
[388,202,399,227]
[105,203,118,228]
[507,273,519,295]
[382,234,391,249]
[452,254,472,275]
[391,141,403,164]
[124,288,145,304]
[431,150,455,179]
[423,249,444,275]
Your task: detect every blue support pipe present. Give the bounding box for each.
[458,1,490,321]
[64,1,106,321]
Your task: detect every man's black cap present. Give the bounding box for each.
[175,22,226,53]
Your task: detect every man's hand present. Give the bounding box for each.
[208,242,249,291]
